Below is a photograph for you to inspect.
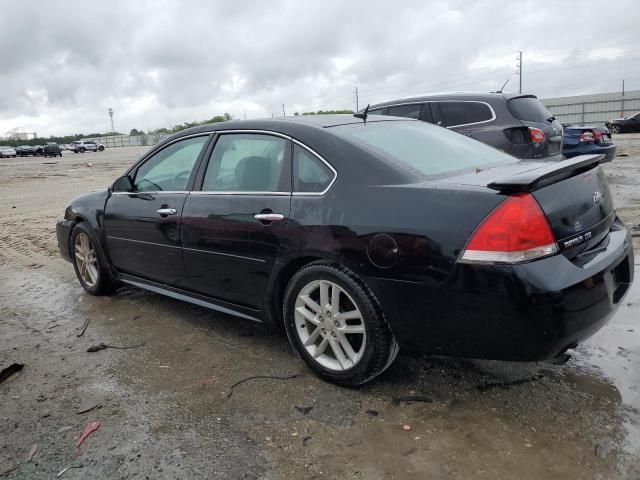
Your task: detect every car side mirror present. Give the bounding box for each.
[112,174,134,192]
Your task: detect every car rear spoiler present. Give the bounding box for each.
[487,154,604,193]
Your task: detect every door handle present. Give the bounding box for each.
[254,213,285,222]
[157,208,177,216]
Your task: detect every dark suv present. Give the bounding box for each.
[367,93,563,160]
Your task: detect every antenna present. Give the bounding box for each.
[495,77,510,93]
[353,104,370,123]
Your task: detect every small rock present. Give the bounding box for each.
[365,409,379,417]
[294,405,313,415]
[402,424,411,431]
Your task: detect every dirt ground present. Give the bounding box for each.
[1,137,639,480]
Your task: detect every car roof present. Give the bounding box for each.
[368,92,537,109]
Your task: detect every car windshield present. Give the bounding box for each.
[331,120,515,177]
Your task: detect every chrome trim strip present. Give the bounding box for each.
[291,139,338,196]
[120,277,262,322]
[190,191,290,196]
[374,100,497,129]
[182,247,266,263]
[107,236,181,249]
[111,191,188,195]
[216,129,292,140]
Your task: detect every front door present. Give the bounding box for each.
[104,134,210,287]
[181,132,291,309]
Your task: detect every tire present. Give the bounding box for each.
[79,147,86,153]
[70,222,118,295]
[283,262,399,387]
[98,145,104,151]
[609,124,621,134]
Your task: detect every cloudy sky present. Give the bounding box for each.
[1,0,639,137]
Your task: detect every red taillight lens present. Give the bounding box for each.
[529,127,545,143]
[460,193,557,264]
[579,131,595,142]
[593,130,603,142]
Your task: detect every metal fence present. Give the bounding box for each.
[83,133,167,148]
[542,94,640,126]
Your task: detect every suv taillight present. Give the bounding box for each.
[529,127,545,143]
[460,193,557,264]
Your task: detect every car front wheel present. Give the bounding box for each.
[283,262,399,387]
[609,124,621,134]
[71,223,117,295]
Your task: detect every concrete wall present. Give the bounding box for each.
[541,90,640,125]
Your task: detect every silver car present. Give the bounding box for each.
[0,146,17,157]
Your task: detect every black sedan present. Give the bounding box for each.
[606,112,640,133]
[56,115,634,386]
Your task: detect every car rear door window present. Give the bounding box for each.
[368,108,387,115]
[293,144,335,193]
[387,104,423,119]
[202,134,290,192]
[507,97,553,124]
[437,101,493,127]
[134,136,207,192]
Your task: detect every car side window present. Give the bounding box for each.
[134,136,207,192]
[368,108,387,115]
[202,134,290,192]
[438,101,493,127]
[293,144,335,193]
[387,104,423,119]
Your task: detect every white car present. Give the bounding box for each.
[70,140,105,153]
[0,146,17,157]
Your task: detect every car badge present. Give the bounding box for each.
[592,191,604,203]
[574,219,582,231]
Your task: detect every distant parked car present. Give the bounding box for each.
[70,140,105,153]
[42,142,62,158]
[16,145,37,156]
[606,112,640,133]
[562,126,616,163]
[0,146,17,157]
[366,92,564,160]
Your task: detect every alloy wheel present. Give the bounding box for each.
[74,232,99,287]
[294,280,366,371]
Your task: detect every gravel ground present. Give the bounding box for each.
[1,137,639,479]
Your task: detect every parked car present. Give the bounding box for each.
[606,112,640,133]
[41,142,62,157]
[0,146,17,157]
[70,140,105,153]
[562,126,616,162]
[366,92,564,160]
[56,115,633,386]
[15,145,37,156]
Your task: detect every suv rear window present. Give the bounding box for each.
[435,101,493,127]
[331,120,514,177]
[507,97,553,124]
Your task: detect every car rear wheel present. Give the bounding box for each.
[283,262,398,387]
[98,145,104,151]
[609,124,621,134]
[71,223,117,295]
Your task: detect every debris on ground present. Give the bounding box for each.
[87,342,144,352]
[402,424,412,431]
[302,436,312,446]
[0,363,25,384]
[76,319,90,337]
[183,376,217,389]
[392,396,433,406]
[225,374,301,398]
[365,409,379,417]
[75,420,101,448]
[0,465,19,477]
[26,443,38,462]
[84,162,93,167]
[477,374,545,392]
[294,405,313,415]
[77,403,101,414]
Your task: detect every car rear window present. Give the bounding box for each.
[331,120,515,177]
[507,97,553,124]
[387,104,423,119]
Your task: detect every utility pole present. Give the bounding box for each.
[353,86,359,111]
[516,51,523,94]
[108,108,115,133]
[282,104,286,116]
[621,78,626,118]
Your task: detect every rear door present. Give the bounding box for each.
[104,134,210,287]
[181,132,291,309]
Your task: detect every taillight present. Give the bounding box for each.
[593,130,603,142]
[579,131,595,142]
[529,127,545,143]
[460,193,558,264]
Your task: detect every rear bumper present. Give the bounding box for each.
[56,220,73,262]
[367,220,634,361]
[564,143,617,163]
